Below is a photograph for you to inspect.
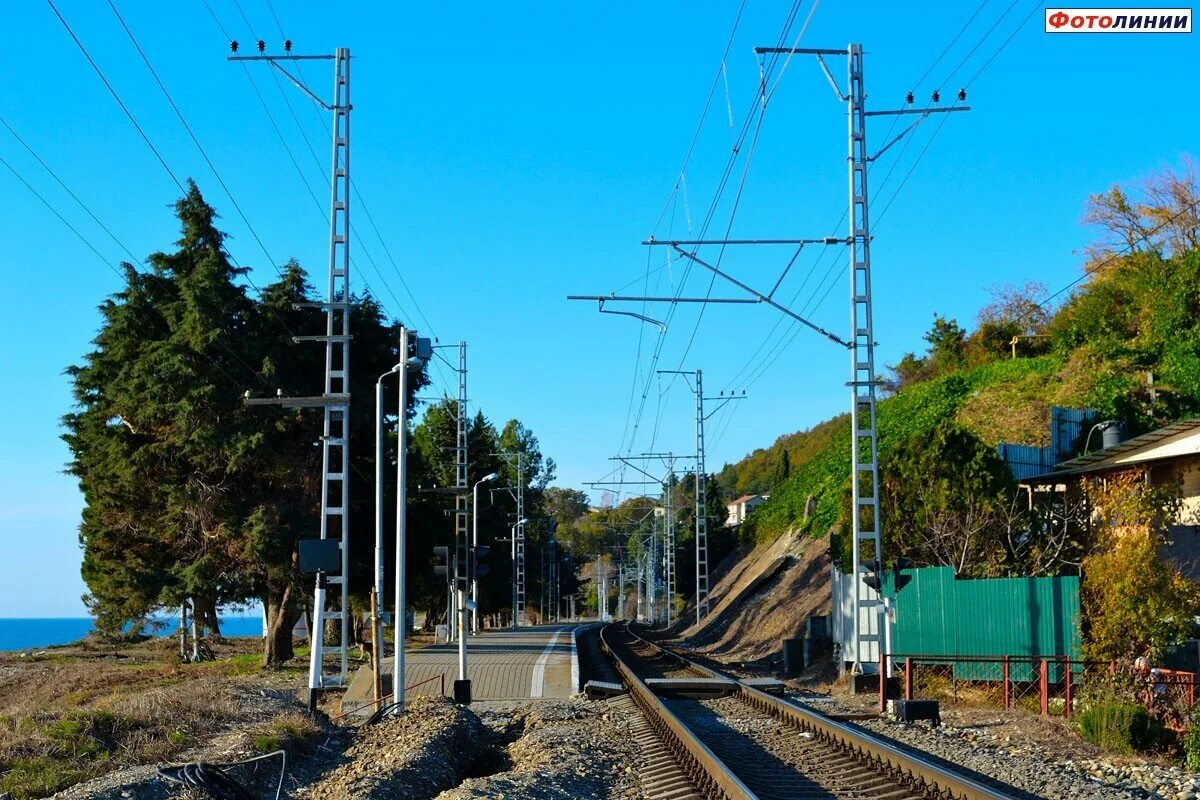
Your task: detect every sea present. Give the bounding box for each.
[0,615,265,652]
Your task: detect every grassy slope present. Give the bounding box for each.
[739,356,1066,544]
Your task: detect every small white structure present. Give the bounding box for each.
[726,494,768,526]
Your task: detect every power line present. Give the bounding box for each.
[1041,196,1200,306]
[963,1,1042,87]
[621,1,810,462]
[106,0,280,272]
[0,153,125,282]
[910,0,992,91]
[0,115,142,266]
[46,0,185,195]
[0,151,274,394]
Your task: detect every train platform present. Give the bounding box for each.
[344,623,586,712]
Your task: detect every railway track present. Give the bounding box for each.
[599,622,1019,800]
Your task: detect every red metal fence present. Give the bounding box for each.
[880,654,1198,725]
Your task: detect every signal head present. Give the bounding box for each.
[257,39,266,53]
[230,40,239,53]
[931,89,940,103]
[958,88,967,102]
[905,91,914,104]
[284,39,293,53]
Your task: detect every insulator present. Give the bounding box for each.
[230,40,239,53]
[958,88,967,101]
[905,91,914,105]
[284,39,292,52]
[257,39,266,53]
[931,90,940,103]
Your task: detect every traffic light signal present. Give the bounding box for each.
[893,558,914,593]
[433,546,452,579]
[472,545,491,579]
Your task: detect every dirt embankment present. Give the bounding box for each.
[675,529,830,667]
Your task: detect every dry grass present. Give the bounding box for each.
[0,639,311,799]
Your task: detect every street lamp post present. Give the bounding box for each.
[471,473,499,634]
[374,362,402,705]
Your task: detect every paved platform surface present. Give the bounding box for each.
[404,623,582,700]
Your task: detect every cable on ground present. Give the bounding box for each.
[157,750,287,800]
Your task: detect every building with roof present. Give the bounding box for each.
[1017,417,1200,576]
[726,494,768,526]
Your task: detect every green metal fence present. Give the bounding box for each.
[890,566,1082,678]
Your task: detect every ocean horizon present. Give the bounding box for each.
[0,615,265,652]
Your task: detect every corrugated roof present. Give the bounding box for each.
[1021,418,1200,482]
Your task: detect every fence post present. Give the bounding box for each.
[905,657,913,701]
[1039,659,1050,716]
[1002,656,1010,709]
[1189,671,1197,709]
[879,652,888,714]
[1064,657,1073,719]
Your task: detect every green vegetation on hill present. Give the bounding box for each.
[725,159,1200,568]
[738,358,1063,547]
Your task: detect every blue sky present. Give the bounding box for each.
[1,2,1196,616]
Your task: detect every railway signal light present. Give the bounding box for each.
[257,39,266,53]
[863,558,915,594]
[230,40,239,53]
[473,545,491,579]
[863,559,884,592]
[433,546,452,578]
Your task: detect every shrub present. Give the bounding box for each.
[1183,726,1200,771]
[1077,702,1169,754]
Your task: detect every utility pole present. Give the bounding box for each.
[515,458,525,626]
[664,454,675,628]
[392,328,408,710]
[595,556,603,620]
[238,47,353,709]
[571,43,968,673]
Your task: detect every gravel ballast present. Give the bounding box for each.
[439,697,643,800]
[300,697,488,800]
[793,695,1200,800]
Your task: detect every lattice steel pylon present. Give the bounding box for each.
[846,43,882,675]
[693,373,710,624]
[664,454,675,628]
[571,42,968,672]
[455,342,469,643]
[237,47,353,707]
[657,370,745,626]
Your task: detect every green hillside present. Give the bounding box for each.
[724,163,1200,550]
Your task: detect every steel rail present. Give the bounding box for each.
[600,624,757,800]
[615,624,1020,800]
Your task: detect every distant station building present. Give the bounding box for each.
[726,494,768,526]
